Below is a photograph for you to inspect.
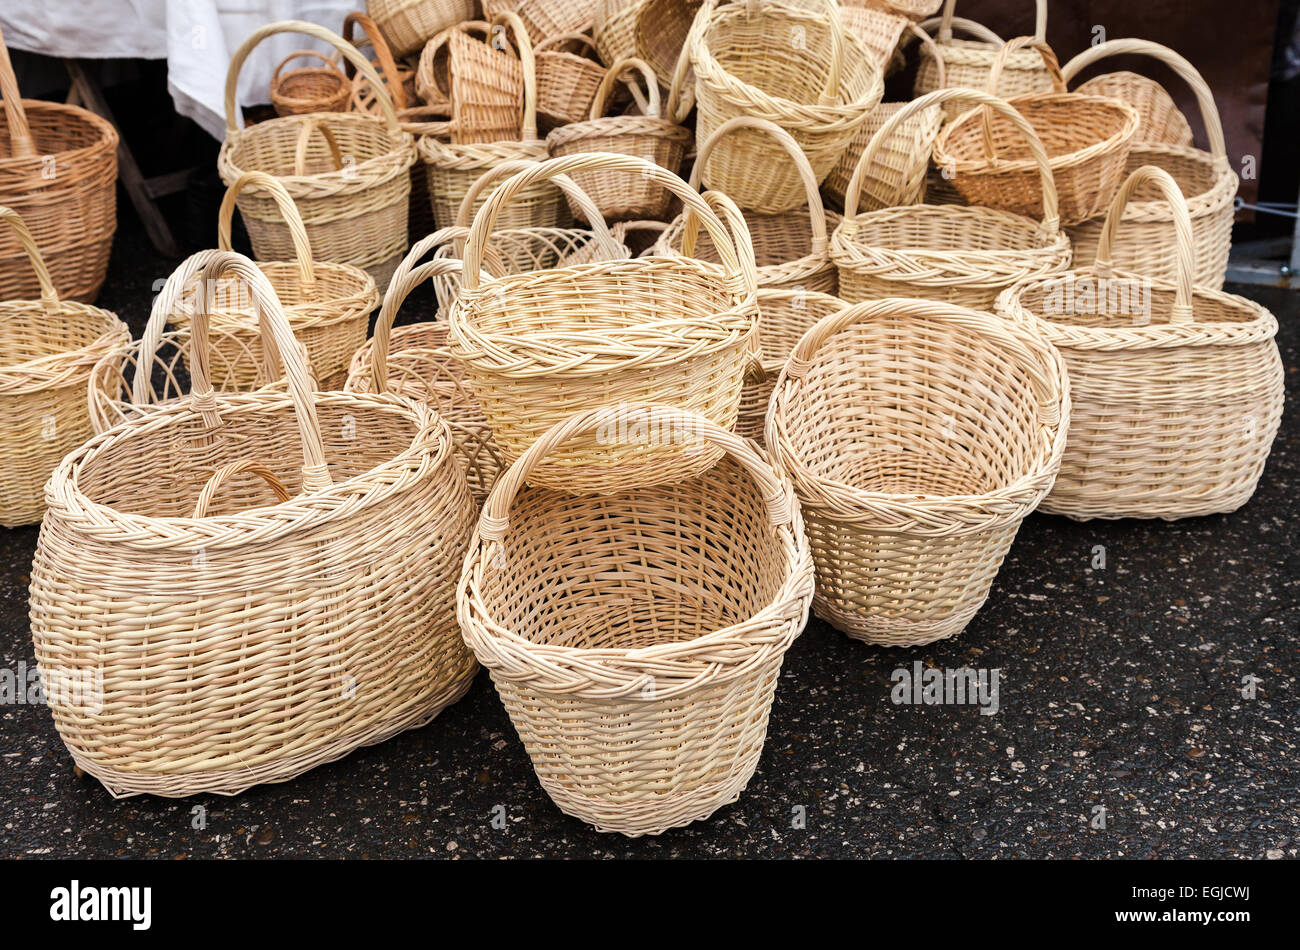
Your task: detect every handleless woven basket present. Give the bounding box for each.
[458,402,815,836]
[0,31,117,303]
[217,20,416,290]
[996,166,1283,520]
[270,50,352,117]
[831,88,1072,309]
[767,297,1068,646]
[31,251,477,798]
[367,0,479,57]
[1061,39,1237,290]
[448,154,759,494]
[0,207,127,526]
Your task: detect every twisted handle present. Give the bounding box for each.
[291,116,345,176]
[590,56,661,120]
[193,460,292,518]
[217,171,317,291]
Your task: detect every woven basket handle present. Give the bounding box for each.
[461,153,754,303]
[535,32,599,57]
[846,87,1059,234]
[689,115,829,257]
[919,15,1001,45]
[341,11,407,110]
[225,19,399,134]
[0,206,58,307]
[666,0,711,123]
[899,19,947,87]
[591,56,661,120]
[190,251,333,491]
[217,171,317,293]
[1094,165,1196,323]
[489,11,539,142]
[0,29,34,158]
[980,36,1065,160]
[1060,38,1229,168]
[938,0,1045,43]
[420,21,490,103]
[291,116,345,176]
[271,50,345,86]
[477,402,796,542]
[193,460,293,518]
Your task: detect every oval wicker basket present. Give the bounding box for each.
[458,402,815,836]
[217,20,416,290]
[996,165,1283,521]
[482,0,600,46]
[545,57,692,221]
[690,0,884,214]
[448,155,759,494]
[767,297,1068,646]
[0,32,118,303]
[534,33,606,129]
[344,11,416,118]
[1061,39,1237,290]
[367,0,479,58]
[934,37,1140,227]
[831,88,1072,309]
[31,251,477,798]
[655,115,841,294]
[0,207,128,527]
[270,50,352,117]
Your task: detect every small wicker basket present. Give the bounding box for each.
[270,50,352,117]
[534,33,605,129]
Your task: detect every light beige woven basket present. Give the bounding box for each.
[31,251,477,798]
[654,115,841,294]
[367,0,478,57]
[448,154,759,494]
[767,297,1068,646]
[1061,39,1237,290]
[691,0,884,213]
[545,57,692,220]
[0,30,118,304]
[483,0,600,45]
[414,19,473,111]
[839,4,909,73]
[270,50,352,117]
[933,37,1140,227]
[831,88,1072,309]
[0,206,127,527]
[458,402,814,836]
[996,165,1283,520]
[217,20,416,290]
[534,33,605,128]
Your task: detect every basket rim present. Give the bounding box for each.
[165,261,380,332]
[418,134,547,169]
[544,114,693,150]
[0,302,127,393]
[657,207,845,287]
[1089,144,1238,222]
[0,98,119,165]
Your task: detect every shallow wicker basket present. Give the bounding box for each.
[270,50,352,117]
[934,37,1140,227]
[546,57,692,221]
[31,251,477,798]
[217,20,416,290]
[767,297,1067,646]
[448,155,759,494]
[0,207,128,527]
[832,88,1072,309]
[534,33,606,129]
[691,0,884,214]
[458,402,814,835]
[655,115,841,294]
[482,0,599,46]
[1061,39,1237,290]
[0,32,117,303]
[996,165,1283,521]
[368,0,478,58]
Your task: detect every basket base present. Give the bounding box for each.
[813,596,985,648]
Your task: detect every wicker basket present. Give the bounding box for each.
[767,297,1068,646]
[448,155,758,494]
[655,115,840,294]
[31,251,477,798]
[1061,39,1237,290]
[458,402,814,835]
[344,11,416,118]
[368,0,478,57]
[414,20,469,111]
[851,0,942,19]
[535,33,605,129]
[691,0,884,213]
[594,0,647,66]
[270,50,352,117]
[546,58,692,220]
[0,207,128,527]
[839,4,910,72]
[832,88,1072,308]
[217,20,416,290]
[933,37,1140,227]
[482,0,600,46]
[633,0,702,94]
[914,0,1054,119]
[0,32,117,303]
[996,165,1283,520]
[822,21,944,213]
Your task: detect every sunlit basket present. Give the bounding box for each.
[367,0,478,58]
[448,155,759,494]
[690,0,884,213]
[767,297,1068,646]
[31,251,477,798]
[996,165,1283,520]
[270,50,352,116]
[482,0,600,46]
[344,11,417,118]
[654,115,841,294]
[0,207,127,526]
[546,57,692,220]
[534,33,605,129]
[458,402,815,835]
[217,20,416,289]
[831,89,1071,309]
[0,30,117,303]
[933,37,1140,227]
[1061,39,1237,290]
